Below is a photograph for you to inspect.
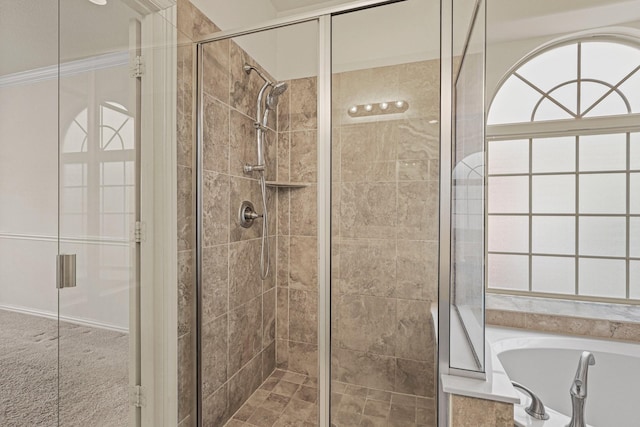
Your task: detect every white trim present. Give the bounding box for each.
[123,0,176,14]
[0,231,130,246]
[139,10,178,427]
[129,17,143,427]
[0,304,129,334]
[0,52,129,89]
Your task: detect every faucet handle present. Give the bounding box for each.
[512,381,550,421]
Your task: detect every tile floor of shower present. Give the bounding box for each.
[224,369,434,427]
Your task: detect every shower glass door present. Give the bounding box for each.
[330,0,439,424]
[0,1,60,424]
[193,17,320,425]
[58,1,141,424]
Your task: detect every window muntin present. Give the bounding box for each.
[487,38,640,303]
[488,40,640,125]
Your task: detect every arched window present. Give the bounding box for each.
[61,102,135,240]
[486,37,640,302]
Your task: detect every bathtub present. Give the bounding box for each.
[487,326,640,427]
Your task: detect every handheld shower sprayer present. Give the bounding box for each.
[242,63,288,279]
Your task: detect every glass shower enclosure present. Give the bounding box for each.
[191,0,441,425]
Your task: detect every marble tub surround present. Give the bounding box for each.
[449,395,513,427]
[177,1,281,425]
[487,294,640,343]
[442,332,518,427]
[330,59,440,411]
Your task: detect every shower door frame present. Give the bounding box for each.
[193,1,413,425]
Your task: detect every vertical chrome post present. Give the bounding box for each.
[438,0,453,425]
[195,41,204,427]
[317,14,332,427]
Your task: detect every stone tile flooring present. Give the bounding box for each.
[225,369,318,427]
[225,370,435,427]
[331,381,436,427]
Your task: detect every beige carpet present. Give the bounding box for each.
[0,309,129,426]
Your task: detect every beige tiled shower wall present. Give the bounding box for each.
[331,60,440,407]
[274,76,319,380]
[176,1,197,423]
[177,1,279,425]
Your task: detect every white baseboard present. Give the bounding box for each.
[0,303,129,334]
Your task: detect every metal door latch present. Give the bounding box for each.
[56,254,77,289]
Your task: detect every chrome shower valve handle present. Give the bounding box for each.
[239,201,263,228]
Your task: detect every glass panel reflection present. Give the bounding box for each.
[451,0,485,373]
[0,0,59,423]
[58,0,140,423]
[331,0,441,420]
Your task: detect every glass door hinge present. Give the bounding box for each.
[130,55,144,78]
[134,221,146,243]
[129,385,145,408]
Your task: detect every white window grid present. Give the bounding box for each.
[487,132,640,301]
[486,37,640,303]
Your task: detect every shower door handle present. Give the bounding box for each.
[56,254,77,289]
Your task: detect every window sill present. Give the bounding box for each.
[486,293,640,343]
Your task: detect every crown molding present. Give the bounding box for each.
[0,51,129,89]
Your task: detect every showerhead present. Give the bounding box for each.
[266,81,288,111]
[271,81,288,97]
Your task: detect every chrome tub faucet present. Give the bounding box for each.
[567,351,596,427]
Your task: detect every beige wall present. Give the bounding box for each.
[0,80,59,317]
[0,62,134,332]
